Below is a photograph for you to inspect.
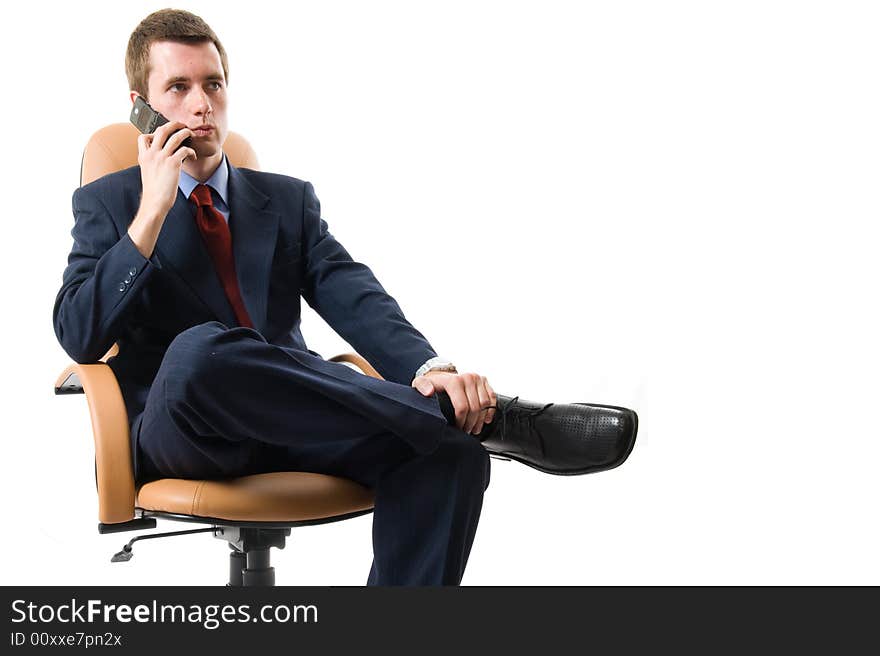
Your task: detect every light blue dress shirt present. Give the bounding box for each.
[178,153,230,222]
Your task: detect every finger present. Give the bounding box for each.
[412,375,435,397]
[462,374,483,434]
[137,133,151,155]
[151,121,185,150]
[484,377,497,424]
[148,123,174,150]
[154,120,184,139]
[163,128,194,155]
[474,376,492,434]
[174,147,198,164]
[444,383,470,431]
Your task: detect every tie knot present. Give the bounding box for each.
[190,184,214,208]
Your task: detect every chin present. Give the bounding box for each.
[194,142,222,159]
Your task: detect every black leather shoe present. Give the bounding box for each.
[477,395,638,476]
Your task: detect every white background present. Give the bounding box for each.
[0,0,877,585]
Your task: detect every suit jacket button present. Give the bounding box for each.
[124,276,132,284]
[118,283,126,292]
[129,267,137,276]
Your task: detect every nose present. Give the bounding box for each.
[188,87,212,117]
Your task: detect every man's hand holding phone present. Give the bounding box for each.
[128,121,197,258]
[137,121,196,218]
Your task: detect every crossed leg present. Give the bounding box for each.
[134,322,490,585]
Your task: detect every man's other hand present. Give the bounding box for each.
[412,371,497,436]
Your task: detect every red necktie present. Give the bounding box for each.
[189,184,254,328]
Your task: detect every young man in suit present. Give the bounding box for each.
[53,9,637,585]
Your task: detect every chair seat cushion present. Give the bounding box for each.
[136,472,374,522]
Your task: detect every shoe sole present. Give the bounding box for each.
[484,404,639,476]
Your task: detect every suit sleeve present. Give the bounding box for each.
[52,186,161,363]
[299,181,438,385]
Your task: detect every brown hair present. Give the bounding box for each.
[125,8,229,99]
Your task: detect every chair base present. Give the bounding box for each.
[215,526,291,587]
[106,520,291,585]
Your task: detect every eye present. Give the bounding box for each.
[208,81,223,91]
[169,83,186,92]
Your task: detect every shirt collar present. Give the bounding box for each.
[179,153,229,206]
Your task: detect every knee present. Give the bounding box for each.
[166,321,225,372]
[169,319,265,359]
[163,321,247,394]
[168,321,227,352]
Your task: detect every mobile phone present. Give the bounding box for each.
[129,96,193,150]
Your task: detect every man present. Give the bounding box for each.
[53,9,637,585]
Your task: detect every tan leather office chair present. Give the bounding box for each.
[55,123,379,585]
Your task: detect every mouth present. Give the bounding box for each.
[190,126,214,137]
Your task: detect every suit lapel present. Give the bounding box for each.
[154,189,238,327]
[227,163,279,333]
[151,161,280,332]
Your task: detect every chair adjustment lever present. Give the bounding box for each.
[111,527,216,563]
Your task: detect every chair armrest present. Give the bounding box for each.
[327,353,384,380]
[54,362,135,525]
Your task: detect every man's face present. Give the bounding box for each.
[132,40,228,161]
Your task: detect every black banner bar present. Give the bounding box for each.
[1,587,875,653]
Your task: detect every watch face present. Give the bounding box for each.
[417,360,457,378]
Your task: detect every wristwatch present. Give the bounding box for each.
[413,357,458,380]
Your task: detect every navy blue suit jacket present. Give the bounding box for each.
[53,162,439,433]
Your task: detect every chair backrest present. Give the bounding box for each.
[80,122,260,186]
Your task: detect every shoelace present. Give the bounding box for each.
[483,396,554,457]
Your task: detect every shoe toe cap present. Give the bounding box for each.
[559,404,638,472]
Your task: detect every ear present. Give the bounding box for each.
[129,91,141,105]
